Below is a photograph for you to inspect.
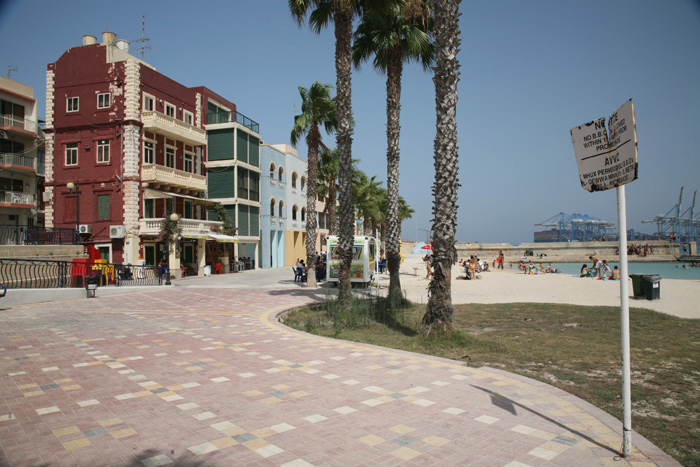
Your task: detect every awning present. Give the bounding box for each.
[182,234,209,241]
[209,234,239,243]
[143,188,218,205]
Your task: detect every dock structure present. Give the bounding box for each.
[534,212,616,243]
[642,187,700,242]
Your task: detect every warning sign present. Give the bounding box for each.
[571,100,638,192]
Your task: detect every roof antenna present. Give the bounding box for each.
[131,15,151,60]
[6,65,18,78]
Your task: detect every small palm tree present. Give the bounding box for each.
[422,0,461,334]
[291,81,337,288]
[290,0,363,311]
[353,0,434,304]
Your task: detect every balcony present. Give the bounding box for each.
[141,111,206,146]
[206,111,260,133]
[0,153,35,172]
[141,164,207,192]
[139,218,224,238]
[0,191,35,207]
[0,114,38,135]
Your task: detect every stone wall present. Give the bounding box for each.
[0,245,86,261]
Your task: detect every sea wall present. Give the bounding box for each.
[401,240,675,263]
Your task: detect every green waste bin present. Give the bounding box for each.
[642,274,661,300]
[630,274,644,298]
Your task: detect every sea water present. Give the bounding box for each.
[547,262,700,280]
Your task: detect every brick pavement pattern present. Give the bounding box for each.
[0,287,678,466]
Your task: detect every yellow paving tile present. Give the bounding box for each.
[24,390,44,397]
[290,391,310,398]
[186,366,202,371]
[53,426,81,437]
[62,438,91,450]
[200,358,215,362]
[272,384,290,390]
[54,378,73,384]
[358,434,384,446]
[260,397,282,404]
[167,385,184,391]
[211,362,227,367]
[174,361,190,366]
[61,384,82,391]
[133,391,153,397]
[143,384,162,390]
[18,383,38,389]
[111,428,137,439]
[156,391,177,398]
[422,436,450,446]
[532,429,557,440]
[243,438,268,450]
[367,365,383,370]
[389,425,415,435]
[211,437,239,449]
[251,428,276,438]
[387,370,403,375]
[377,396,394,403]
[220,426,247,437]
[243,390,263,397]
[390,446,421,461]
[99,418,123,427]
[541,441,570,453]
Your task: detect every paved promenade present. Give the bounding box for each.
[0,271,679,466]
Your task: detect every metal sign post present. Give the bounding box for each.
[571,100,638,457]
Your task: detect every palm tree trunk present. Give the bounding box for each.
[386,48,404,304]
[305,126,320,287]
[335,5,355,311]
[422,0,461,333]
[328,182,338,236]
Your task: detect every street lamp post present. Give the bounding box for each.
[67,182,80,242]
[165,212,180,286]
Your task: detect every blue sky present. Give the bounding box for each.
[2,0,699,244]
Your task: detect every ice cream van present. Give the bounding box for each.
[326,235,378,285]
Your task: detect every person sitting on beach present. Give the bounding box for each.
[580,264,592,277]
[611,266,620,280]
[546,264,558,273]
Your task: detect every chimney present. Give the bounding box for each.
[116,40,130,52]
[101,31,117,46]
[82,35,97,46]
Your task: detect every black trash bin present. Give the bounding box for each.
[642,274,661,300]
[85,275,99,298]
[630,274,645,298]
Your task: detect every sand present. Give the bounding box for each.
[386,254,700,319]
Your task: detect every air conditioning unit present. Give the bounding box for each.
[110,225,126,239]
[42,191,52,202]
[78,224,92,234]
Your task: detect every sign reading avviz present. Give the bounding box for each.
[570,99,638,192]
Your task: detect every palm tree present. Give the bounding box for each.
[317,147,339,236]
[422,0,461,334]
[353,0,434,304]
[291,81,337,288]
[352,170,384,237]
[289,0,362,311]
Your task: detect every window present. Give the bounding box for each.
[143,140,154,164]
[67,97,79,112]
[300,176,306,191]
[301,207,306,222]
[292,205,298,221]
[144,199,154,218]
[270,198,276,217]
[269,162,276,179]
[165,102,176,118]
[65,143,78,166]
[292,172,298,188]
[279,201,285,218]
[165,146,175,168]
[184,201,192,219]
[97,194,110,219]
[97,140,110,163]
[97,93,111,109]
[184,151,193,173]
[143,93,155,111]
[183,110,194,125]
[278,167,284,182]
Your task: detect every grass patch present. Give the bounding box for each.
[282,300,700,466]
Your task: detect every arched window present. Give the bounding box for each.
[300,176,306,191]
[278,166,284,182]
[292,172,298,189]
[292,204,298,221]
[269,162,276,180]
[301,207,306,222]
[270,198,276,217]
[279,200,285,218]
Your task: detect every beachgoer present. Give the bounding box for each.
[425,256,431,279]
[580,264,592,277]
[602,260,612,277]
[498,250,505,270]
[611,266,620,280]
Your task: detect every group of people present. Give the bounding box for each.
[295,252,327,282]
[456,255,489,280]
[517,260,559,275]
[628,244,653,257]
[580,255,620,280]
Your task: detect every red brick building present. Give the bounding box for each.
[45,32,236,273]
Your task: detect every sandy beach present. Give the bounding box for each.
[388,254,700,319]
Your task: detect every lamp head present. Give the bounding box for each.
[67,182,75,191]
[169,213,180,222]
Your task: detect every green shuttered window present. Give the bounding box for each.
[208,129,234,161]
[208,167,235,198]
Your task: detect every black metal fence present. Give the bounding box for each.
[0,258,169,289]
[0,225,78,246]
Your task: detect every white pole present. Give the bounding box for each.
[617,185,632,456]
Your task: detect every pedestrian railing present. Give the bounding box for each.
[0,258,169,289]
[0,225,78,245]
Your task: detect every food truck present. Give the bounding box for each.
[326,236,377,285]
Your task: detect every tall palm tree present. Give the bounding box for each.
[317,147,339,236]
[353,0,434,304]
[352,170,383,237]
[291,81,337,288]
[290,0,361,311]
[422,0,461,333]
